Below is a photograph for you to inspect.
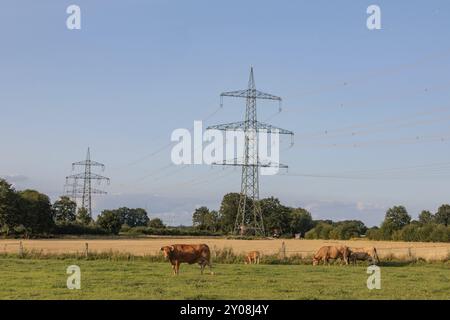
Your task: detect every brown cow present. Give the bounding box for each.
[245,251,261,264]
[160,244,213,275]
[349,247,379,265]
[312,245,350,265]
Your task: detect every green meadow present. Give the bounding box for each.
[0,258,448,299]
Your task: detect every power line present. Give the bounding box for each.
[280,161,450,181]
[295,49,450,97]
[111,105,224,171]
[283,81,450,115]
[298,131,450,149]
[296,106,450,141]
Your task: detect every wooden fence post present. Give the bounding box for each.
[19,241,24,257]
[84,242,89,258]
[279,241,286,260]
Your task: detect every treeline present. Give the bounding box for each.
[1,179,449,242]
[0,179,165,237]
[194,193,450,242]
[193,193,366,239]
[365,206,450,242]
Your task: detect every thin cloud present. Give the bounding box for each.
[0,175,29,183]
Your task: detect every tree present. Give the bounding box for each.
[384,206,411,231]
[418,210,434,225]
[332,220,367,240]
[260,197,290,235]
[77,207,92,225]
[192,207,218,231]
[379,220,397,240]
[115,207,149,227]
[305,222,334,239]
[289,208,314,237]
[435,204,450,227]
[148,218,165,229]
[96,210,122,234]
[366,226,382,240]
[217,193,241,233]
[52,196,77,223]
[0,179,21,235]
[18,189,54,236]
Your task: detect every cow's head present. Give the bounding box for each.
[160,245,175,259]
[312,258,319,266]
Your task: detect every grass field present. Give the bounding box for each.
[0,258,449,299]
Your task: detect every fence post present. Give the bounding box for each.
[84,242,89,258]
[18,241,24,257]
[279,241,286,260]
[407,247,412,259]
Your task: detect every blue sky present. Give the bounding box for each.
[1,0,450,226]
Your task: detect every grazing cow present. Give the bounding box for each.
[349,247,379,265]
[312,245,350,265]
[160,244,213,275]
[245,251,261,264]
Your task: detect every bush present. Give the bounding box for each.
[120,226,223,237]
[305,223,336,240]
[53,222,108,235]
[377,223,450,243]
[366,227,382,240]
[429,224,450,242]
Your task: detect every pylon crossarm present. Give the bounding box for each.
[72,160,105,168]
[253,121,293,135]
[207,121,247,131]
[259,161,289,169]
[67,188,107,194]
[221,89,281,101]
[254,90,282,101]
[207,120,293,135]
[221,90,249,98]
[212,158,288,169]
[66,172,110,181]
[90,188,108,194]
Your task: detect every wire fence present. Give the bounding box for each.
[1,240,448,261]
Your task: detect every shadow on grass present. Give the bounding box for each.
[378,261,416,267]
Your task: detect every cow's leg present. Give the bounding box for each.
[200,261,205,275]
[206,260,213,275]
[175,261,180,275]
[171,263,176,275]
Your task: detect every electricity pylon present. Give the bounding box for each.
[207,68,293,236]
[64,180,79,201]
[65,148,110,217]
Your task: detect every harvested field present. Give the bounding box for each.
[1,238,449,261]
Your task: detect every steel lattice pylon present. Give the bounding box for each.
[65,148,110,217]
[208,68,293,236]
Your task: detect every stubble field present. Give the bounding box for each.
[1,238,449,261]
